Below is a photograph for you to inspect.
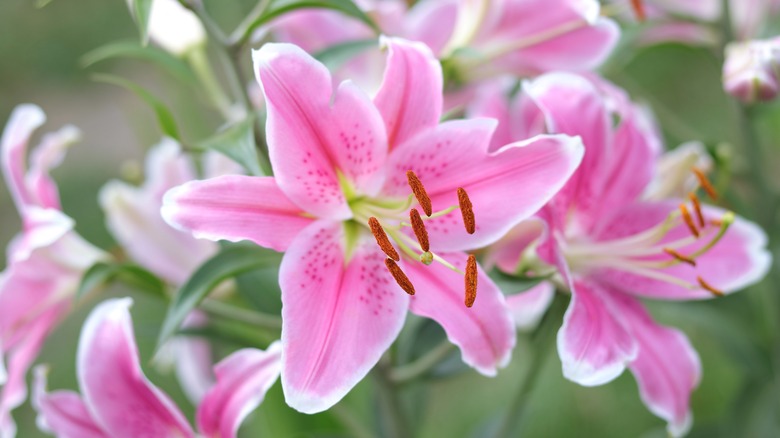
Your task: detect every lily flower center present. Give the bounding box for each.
[562,169,732,297]
[348,170,479,307]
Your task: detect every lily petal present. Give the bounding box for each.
[403,0,458,54]
[162,175,314,252]
[558,280,637,386]
[25,125,80,211]
[385,118,584,251]
[613,295,701,437]
[77,298,194,438]
[196,342,282,438]
[374,37,442,149]
[279,221,408,413]
[1,104,46,212]
[253,43,388,215]
[406,254,516,375]
[32,366,107,438]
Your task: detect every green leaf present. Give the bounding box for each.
[82,40,197,84]
[92,73,181,140]
[156,243,282,352]
[239,0,379,44]
[314,38,377,72]
[195,117,263,176]
[132,0,154,45]
[76,262,166,302]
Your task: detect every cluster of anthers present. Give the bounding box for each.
[366,171,479,308]
[564,167,733,297]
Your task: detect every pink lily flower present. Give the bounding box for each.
[33,297,282,438]
[472,73,771,436]
[273,0,618,87]
[0,105,106,438]
[162,37,584,413]
[722,37,780,103]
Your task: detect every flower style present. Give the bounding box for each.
[473,73,771,436]
[162,37,584,413]
[0,105,106,438]
[33,298,282,438]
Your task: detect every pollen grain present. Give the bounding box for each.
[385,258,415,295]
[406,170,433,216]
[368,217,400,261]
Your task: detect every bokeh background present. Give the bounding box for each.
[1,1,779,436]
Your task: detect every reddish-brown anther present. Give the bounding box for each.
[464,254,478,308]
[457,187,475,234]
[406,170,433,216]
[385,258,415,295]
[409,208,430,252]
[368,217,400,261]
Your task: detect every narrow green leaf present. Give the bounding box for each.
[76,262,166,303]
[240,0,379,44]
[156,243,282,352]
[195,117,263,176]
[82,40,197,84]
[314,38,377,72]
[92,73,181,140]
[133,0,154,45]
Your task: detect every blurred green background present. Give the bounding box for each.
[1,1,779,437]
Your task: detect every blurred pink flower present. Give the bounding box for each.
[273,0,619,88]
[473,73,771,436]
[0,105,106,438]
[723,37,780,103]
[33,298,281,438]
[162,37,584,413]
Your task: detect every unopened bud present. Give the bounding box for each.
[723,38,780,104]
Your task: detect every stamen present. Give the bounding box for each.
[464,254,478,308]
[457,187,475,234]
[630,0,646,21]
[688,193,706,228]
[697,276,724,297]
[368,217,400,261]
[406,170,433,216]
[692,167,719,200]
[409,208,430,252]
[679,204,700,238]
[663,248,696,266]
[385,258,415,295]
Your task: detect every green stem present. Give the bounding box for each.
[200,298,282,330]
[373,360,411,438]
[228,0,272,49]
[186,46,233,118]
[331,403,375,438]
[494,294,563,438]
[389,340,455,384]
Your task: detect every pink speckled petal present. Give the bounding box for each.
[196,343,281,438]
[385,119,583,252]
[33,366,107,438]
[593,201,771,300]
[609,294,701,437]
[279,221,408,413]
[557,280,637,386]
[162,175,314,252]
[77,298,194,438]
[406,254,516,375]
[374,37,442,149]
[1,104,46,212]
[25,125,79,211]
[253,43,388,217]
